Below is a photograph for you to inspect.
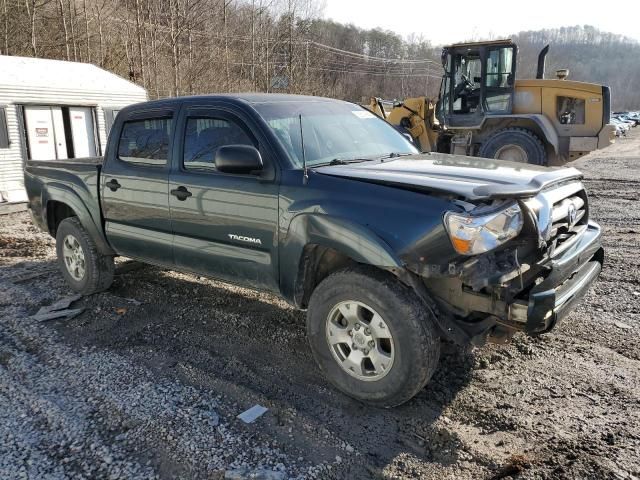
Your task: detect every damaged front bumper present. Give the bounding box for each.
[422,221,603,344]
[510,221,603,334]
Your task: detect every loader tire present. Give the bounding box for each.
[479,127,547,165]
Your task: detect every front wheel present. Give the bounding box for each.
[56,217,114,295]
[307,266,440,407]
[478,127,547,165]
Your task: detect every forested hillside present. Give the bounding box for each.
[0,0,637,109]
[513,26,640,109]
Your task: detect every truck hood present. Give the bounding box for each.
[313,152,583,201]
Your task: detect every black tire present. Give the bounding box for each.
[307,266,440,407]
[55,217,114,295]
[478,127,547,165]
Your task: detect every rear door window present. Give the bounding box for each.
[117,118,171,166]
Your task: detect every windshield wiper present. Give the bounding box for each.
[329,158,348,165]
[379,152,413,160]
[314,158,370,167]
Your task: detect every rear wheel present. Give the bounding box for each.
[479,127,547,165]
[307,266,440,407]
[56,217,114,295]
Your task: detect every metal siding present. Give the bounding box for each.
[0,104,25,195]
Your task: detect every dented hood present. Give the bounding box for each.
[313,152,583,200]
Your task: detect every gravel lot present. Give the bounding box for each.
[1,131,639,480]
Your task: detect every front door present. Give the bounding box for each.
[169,107,280,292]
[100,109,176,265]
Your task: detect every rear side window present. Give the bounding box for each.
[117,118,171,166]
[183,117,254,171]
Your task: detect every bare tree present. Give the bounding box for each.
[57,0,70,60]
[2,0,8,55]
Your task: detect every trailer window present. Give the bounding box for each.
[117,118,171,166]
[104,108,120,136]
[0,106,9,149]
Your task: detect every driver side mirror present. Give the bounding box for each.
[215,145,263,175]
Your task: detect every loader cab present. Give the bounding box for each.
[437,40,517,128]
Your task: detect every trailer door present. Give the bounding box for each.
[51,107,68,159]
[68,106,97,157]
[24,106,60,160]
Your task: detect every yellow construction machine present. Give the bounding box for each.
[366,40,616,165]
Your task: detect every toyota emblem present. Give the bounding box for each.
[568,203,577,226]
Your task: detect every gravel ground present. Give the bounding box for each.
[1,131,639,480]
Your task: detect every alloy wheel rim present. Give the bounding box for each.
[62,234,86,281]
[495,144,528,163]
[325,300,395,382]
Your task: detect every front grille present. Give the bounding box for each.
[524,181,589,256]
[548,192,588,254]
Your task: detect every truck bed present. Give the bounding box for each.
[23,157,105,241]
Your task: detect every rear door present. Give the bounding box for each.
[101,107,177,265]
[169,106,280,292]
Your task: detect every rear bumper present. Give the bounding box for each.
[512,221,603,334]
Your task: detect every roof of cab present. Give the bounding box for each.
[127,93,346,109]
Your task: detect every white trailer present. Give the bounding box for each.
[0,55,148,205]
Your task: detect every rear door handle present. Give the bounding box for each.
[105,179,121,191]
[170,186,192,201]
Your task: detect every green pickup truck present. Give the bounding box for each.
[24,94,603,407]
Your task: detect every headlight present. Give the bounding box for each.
[444,203,523,255]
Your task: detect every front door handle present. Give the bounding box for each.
[170,186,193,201]
[105,179,121,191]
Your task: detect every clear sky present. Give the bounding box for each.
[322,0,640,44]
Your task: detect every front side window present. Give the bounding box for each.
[183,117,255,171]
[117,118,171,166]
[452,54,482,114]
[254,102,418,168]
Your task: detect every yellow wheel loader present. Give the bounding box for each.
[367,40,616,165]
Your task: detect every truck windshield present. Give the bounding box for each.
[254,101,418,168]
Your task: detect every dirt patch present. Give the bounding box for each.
[0,234,49,258]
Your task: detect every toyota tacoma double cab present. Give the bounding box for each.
[24,94,603,407]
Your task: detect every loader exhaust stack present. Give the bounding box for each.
[536,44,550,79]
